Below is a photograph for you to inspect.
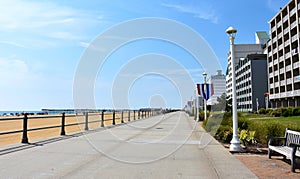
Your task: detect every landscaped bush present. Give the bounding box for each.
[266,108,273,115]
[271,108,281,117]
[198,110,210,121]
[258,108,267,114]
[292,107,300,116]
[282,107,293,117]
[215,125,232,143]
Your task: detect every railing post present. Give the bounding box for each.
[60,112,66,135]
[128,111,130,122]
[134,110,136,120]
[121,110,124,123]
[112,110,116,125]
[84,112,89,131]
[21,113,29,143]
[101,110,104,127]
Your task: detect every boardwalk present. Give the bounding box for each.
[0,111,257,178]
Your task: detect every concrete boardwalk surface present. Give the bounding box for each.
[0,111,257,178]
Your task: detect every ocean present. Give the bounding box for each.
[0,111,43,116]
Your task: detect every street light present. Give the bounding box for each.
[226,26,242,152]
[203,72,207,120]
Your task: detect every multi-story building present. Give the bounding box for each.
[207,70,226,105]
[236,54,268,111]
[226,31,269,111]
[266,0,300,108]
[226,44,263,100]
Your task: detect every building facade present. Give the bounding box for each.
[236,54,268,111]
[226,44,264,100]
[266,0,300,108]
[207,70,226,105]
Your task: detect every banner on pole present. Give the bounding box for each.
[196,83,214,100]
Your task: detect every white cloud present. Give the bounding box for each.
[0,0,100,44]
[0,41,28,49]
[162,3,219,24]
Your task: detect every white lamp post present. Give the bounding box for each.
[226,26,242,152]
[203,72,207,120]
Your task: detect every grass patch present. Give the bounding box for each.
[203,112,300,145]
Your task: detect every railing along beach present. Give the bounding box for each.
[0,109,161,144]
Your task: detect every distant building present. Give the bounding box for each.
[226,43,264,100]
[266,0,300,108]
[226,31,269,111]
[207,70,226,105]
[236,54,268,111]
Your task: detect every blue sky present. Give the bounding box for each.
[0,0,290,110]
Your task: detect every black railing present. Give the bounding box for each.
[0,109,162,144]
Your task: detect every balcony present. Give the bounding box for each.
[274,58,278,65]
[284,27,289,34]
[268,51,273,57]
[283,14,289,22]
[286,91,295,97]
[291,21,297,29]
[294,62,299,69]
[280,80,285,86]
[292,34,298,42]
[277,20,282,27]
[290,7,297,17]
[278,32,283,39]
[275,82,279,87]
[270,83,274,88]
[274,70,279,76]
[280,92,287,98]
[294,76,300,82]
[271,26,276,32]
[286,64,292,71]
[287,78,293,84]
[294,89,300,95]
[285,52,291,59]
[279,55,284,62]
[285,39,290,46]
[269,72,273,78]
[280,68,285,74]
[278,44,283,50]
[273,47,278,54]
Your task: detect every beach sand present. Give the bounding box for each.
[0,112,137,147]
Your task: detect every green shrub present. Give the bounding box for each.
[282,107,293,117]
[258,108,267,114]
[238,129,257,146]
[266,108,273,115]
[216,125,232,143]
[293,107,300,116]
[198,110,210,121]
[238,117,250,130]
[271,108,281,117]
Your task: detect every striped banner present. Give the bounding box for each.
[196,83,214,100]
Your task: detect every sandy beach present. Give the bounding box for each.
[0,112,137,147]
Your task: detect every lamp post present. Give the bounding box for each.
[226,26,242,152]
[203,72,207,120]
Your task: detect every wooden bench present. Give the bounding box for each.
[267,128,300,172]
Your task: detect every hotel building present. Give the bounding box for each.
[267,0,300,108]
[207,70,226,105]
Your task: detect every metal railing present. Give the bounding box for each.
[0,109,162,144]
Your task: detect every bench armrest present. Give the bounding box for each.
[289,143,300,148]
[266,136,286,146]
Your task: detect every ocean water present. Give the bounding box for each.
[0,110,44,116]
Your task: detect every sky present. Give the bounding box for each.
[0,0,290,110]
